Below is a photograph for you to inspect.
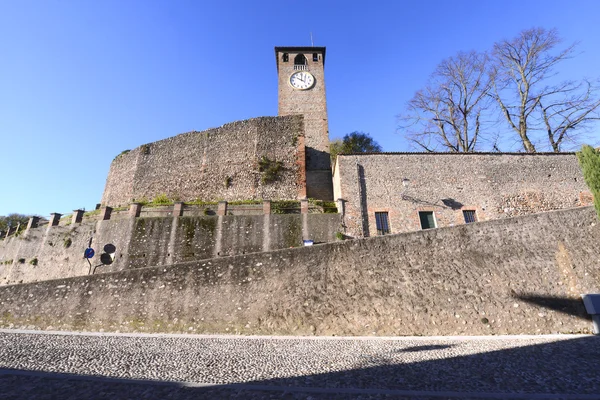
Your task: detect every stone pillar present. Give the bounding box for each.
[27,216,40,230]
[336,198,345,216]
[173,202,184,217]
[100,206,113,221]
[49,213,62,226]
[300,199,309,214]
[263,200,271,215]
[46,213,61,234]
[72,209,84,224]
[217,201,228,216]
[129,203,142,218]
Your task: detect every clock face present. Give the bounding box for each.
[289,71,315,90]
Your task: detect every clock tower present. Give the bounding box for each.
[275,46,333,200]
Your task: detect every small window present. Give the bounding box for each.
[375,212,390,235]
[419,211,436,230]
[312,53,318,62]
[282,53,289,62]
[463,210,477,223]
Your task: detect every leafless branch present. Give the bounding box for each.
[399,51,492,152]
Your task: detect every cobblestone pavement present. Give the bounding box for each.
[0,330,599,399]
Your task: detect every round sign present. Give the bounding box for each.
[100,253,114,265]
[84,248,95,259]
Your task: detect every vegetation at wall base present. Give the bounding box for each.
[228,200,263,205]
[577,145,600,218]
[272,200,300,214]
[148,193,173,207]
[187,199,219,206]
[308,199,338,213]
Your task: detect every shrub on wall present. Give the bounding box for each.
[577,145,600,218]
[258,156,283,184]
[272,200,300,214]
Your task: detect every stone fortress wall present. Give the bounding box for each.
[0,206,598,336]
[0,202,341,286]
[334,153,592,238]
[101,115,307,208]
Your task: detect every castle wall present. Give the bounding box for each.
[333,153,592,238]
[0,206,598,336]
[101,116,306,207]
[0,213,342,285]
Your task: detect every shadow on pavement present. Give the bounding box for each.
[1,335,600,399]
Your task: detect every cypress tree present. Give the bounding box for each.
[577,145,600,218]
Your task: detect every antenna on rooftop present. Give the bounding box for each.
[310,32,314,47]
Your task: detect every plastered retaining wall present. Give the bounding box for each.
[334,153,592,237]
[0,206,598,336]
[101,115,306,207]
[0,214,342,286]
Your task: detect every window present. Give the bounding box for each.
[294,53,307,65]
[419,211,436,230]
[282,53,289,62]
[312,53,318,62]
[463,210,477,223]
[375,212,390,235]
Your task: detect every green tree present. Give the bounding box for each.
[0,214,30,233]
[330,132,382,162]
[577,145,600,217]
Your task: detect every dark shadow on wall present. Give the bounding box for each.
[400,196,464,211]
[306,147,332,171]
[2,336,600,398]
[357,164,370,237]
[515,293,591,320]
[441,198,464,210]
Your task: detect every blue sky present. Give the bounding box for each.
[1,0,599,217]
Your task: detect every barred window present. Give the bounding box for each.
[463,210,477,223]
[375,212,390,235]
[419,211,436,230]
[282,53,289,62]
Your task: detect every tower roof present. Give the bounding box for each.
[275,46,326,70]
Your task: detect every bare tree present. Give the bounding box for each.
[491,27,600,152]
[399,51,492,152]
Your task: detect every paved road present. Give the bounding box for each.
[0,330,599,399]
